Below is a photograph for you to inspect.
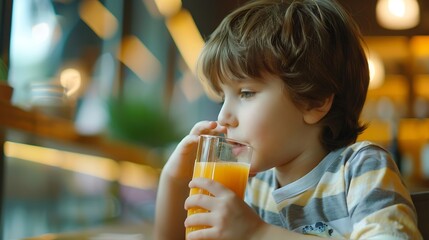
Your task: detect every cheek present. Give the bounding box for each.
[242,98,297,143]
[239,105,288,163]
[239,103,274,141]
[239,100,305,170]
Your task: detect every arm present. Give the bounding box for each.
[154,121,226,240]
[154,161,193,240]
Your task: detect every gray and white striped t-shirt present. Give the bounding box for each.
[245,141,421,239]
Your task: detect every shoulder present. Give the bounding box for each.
[339,142,413,216]
[340,142,420,239]
[341,141,389,159]
[339,141,399,176]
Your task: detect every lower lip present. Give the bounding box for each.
[232,145,245,156]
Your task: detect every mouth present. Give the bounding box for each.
[225,139,248,154]
[231,143,247,156]
[222,136,252,162]
[224,135,248,146]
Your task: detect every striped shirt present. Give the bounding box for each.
[245,141,422,239]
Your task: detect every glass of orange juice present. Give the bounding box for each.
[186,135,253,237]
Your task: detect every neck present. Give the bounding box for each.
[275,143,328,187]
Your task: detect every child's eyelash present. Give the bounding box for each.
[240,90,255,98]
[218,90,255,105]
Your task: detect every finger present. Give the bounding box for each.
[188,178,234,198]
[184,210,213,228]
[186,225,220,240]
[189,121,228,136]
[175,134,200,154]
[214,121,228,134]
[184,193,215,211]
[189,121,217,135]
[177,123,218,156]
[185,212,218,240]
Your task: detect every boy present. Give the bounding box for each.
[154,0,421,239]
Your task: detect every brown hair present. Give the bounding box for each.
[197,0,369,151]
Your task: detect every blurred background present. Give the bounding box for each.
[0,0,428,239]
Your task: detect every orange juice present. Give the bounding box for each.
[186,161,250,235]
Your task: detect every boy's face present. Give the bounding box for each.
[217,75,322,176]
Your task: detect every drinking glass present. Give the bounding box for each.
[186,135,253,237]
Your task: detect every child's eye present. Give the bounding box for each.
[240,90,255,99]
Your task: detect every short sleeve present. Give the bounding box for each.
[344,145,422,240]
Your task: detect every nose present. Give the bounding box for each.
[217,101,238,128]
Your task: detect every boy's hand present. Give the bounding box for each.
[184,178,265,240]
[162,121,227,181]
[154,121,227,240]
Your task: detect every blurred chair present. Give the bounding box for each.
[411,191,429,239]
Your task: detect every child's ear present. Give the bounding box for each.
[303,94,334,125]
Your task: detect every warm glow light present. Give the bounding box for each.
[166,9,205,73]
[4,141,159,190]
[415,75,429,98]
[60,68,82,97]
[154,0,182,17]
[117,35,161,82]
[357,120,390,143]
[410,36,429,57]
[4,141,119,181]
[119,162,159,189]
[27,233,58,240]
[79,0,118,39]
[367,51,385,90]
[389,0,406,17]
[376,0,420,30]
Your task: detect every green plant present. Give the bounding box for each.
[107,99,181,148]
